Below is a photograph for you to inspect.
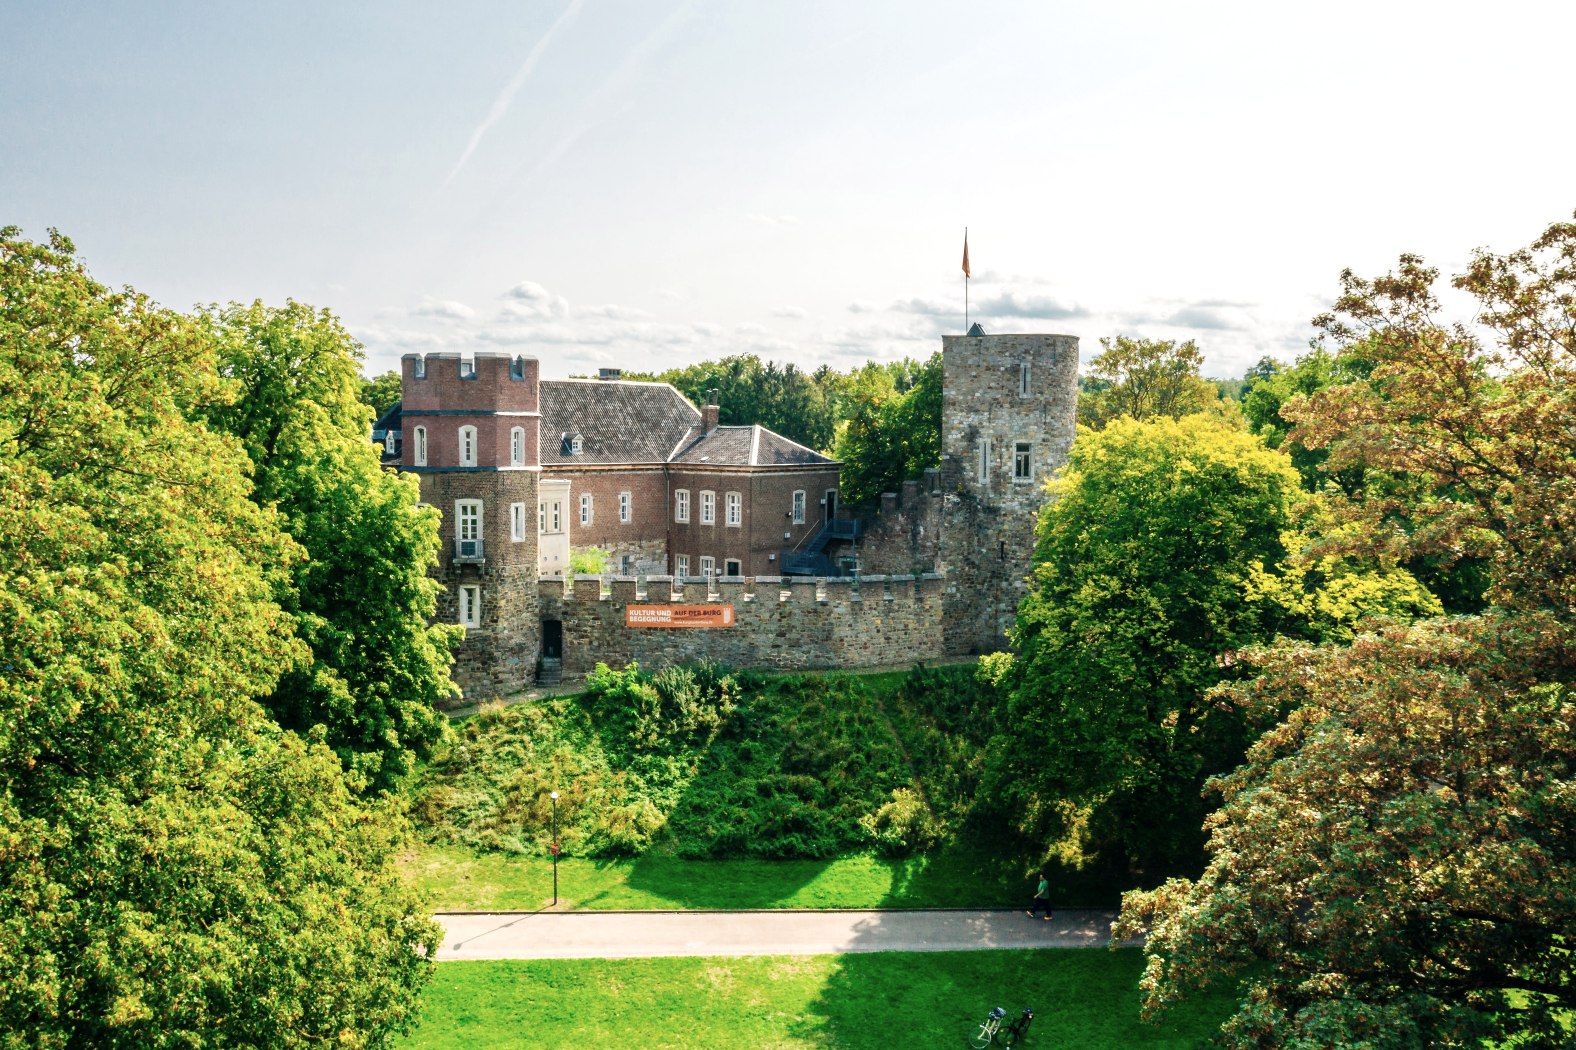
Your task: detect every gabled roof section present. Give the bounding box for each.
[539,379,701,466]
[671,424,837,467]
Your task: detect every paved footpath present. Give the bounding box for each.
[436,908,1120,960]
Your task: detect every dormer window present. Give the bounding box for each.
[460,353,476,379]
[559,432,583,457]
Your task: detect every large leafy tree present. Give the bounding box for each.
[1116,616,1575,1047]
[833,351,942,506]
[359,368,402,418]
[989,415,1436,878]
[1077,335,1231,429]
[201,301,459,792]
[0,229,436,1047]
[1117,213,1576,1047]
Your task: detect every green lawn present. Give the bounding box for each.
[405,842,1126,912]
[401,950,1234,1049]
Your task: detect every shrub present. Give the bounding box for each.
[859,786,943,857]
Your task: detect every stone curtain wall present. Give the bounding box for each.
[539,574,944,675]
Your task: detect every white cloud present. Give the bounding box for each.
[411,297,477,320]
[772,305,806,319]
[501,280,570,320]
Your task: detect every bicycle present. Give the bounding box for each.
[967,1005,1035,1048]
[967,1006,1006,1048]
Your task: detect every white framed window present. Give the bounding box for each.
[458,425,477,467]
[510,426,525,467]
[458,584,481,627]
[725,491,741,527]
[700,490,715,525]
[699,556,715,577]
[460,353,476,379]
[579,493,593,526]
[538,498,563,534]
[674,488,690,523]
[511,502,526,542]
[455,499,483,561]
[1019,361,1031,397]
[619,491,632,524]
[791,490,806,525]
[978,439,991,479]
[1014,442,1033,481]
[413,426,427,466]
[724,559,741,576]
[456,499,483,541]
[675,554,690,578]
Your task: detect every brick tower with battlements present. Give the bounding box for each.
[400,350,542,697]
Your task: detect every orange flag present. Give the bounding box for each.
[962,231,971,279]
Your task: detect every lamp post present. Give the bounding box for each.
[549,791,560,907]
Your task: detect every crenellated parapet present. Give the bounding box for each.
[536,573,944,675]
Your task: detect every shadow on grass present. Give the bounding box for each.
[796,948,1234,1049]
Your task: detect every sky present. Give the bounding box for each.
[5,0,1575,381]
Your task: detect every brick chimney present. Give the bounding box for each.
[702,389,720,432]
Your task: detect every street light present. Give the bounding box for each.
[549,791,560,907]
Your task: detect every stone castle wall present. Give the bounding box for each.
[853,470,945,576]
[539,573,944,676]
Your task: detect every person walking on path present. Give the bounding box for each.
[1028,872,1052,920]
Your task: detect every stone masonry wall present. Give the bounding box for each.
[938,333,1079,655]
[540,573,944,676]
[853,469,944,576]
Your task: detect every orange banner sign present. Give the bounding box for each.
[625,604,736,628]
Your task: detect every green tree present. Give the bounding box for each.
[833,351,942,506]
[1078,336,1229,429]
[0,229,436,1047]
[1117,213,1576,1048]
[648,354,837,451]
[359,369,402,418]
[201,301,460,792]
[989,415,1436,877]
[1116,616,1575,1048]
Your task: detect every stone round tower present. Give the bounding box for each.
[401,350,542,699]
[937,332,1080,655]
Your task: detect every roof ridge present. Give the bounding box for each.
[749,425,762,466]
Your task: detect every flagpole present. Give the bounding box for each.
[964,227,969,331]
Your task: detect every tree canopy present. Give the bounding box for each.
[201,301,459,792]
[1077,336,1231,429]
[988,414,1437,878]
[833,351,943,506]
[1116,213,1576,1048]
[0,229,435,1047]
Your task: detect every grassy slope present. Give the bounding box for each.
[402,950,1235,1049]
[406,664,1137,911]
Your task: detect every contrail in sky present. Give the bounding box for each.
[444,0,587,187]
